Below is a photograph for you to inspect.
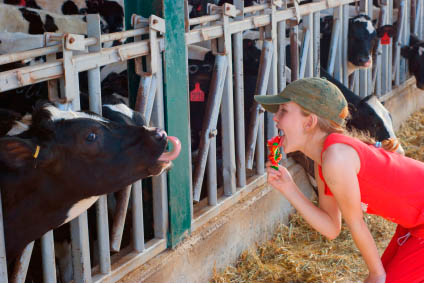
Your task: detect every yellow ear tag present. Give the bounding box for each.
[33,145,40,159]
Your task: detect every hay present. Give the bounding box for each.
[397,108,424,162]
[213,108,424,283]
[212,213,395,282]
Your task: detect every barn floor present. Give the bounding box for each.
[211,107,424,283]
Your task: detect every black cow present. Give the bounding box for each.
[0,102,180,261]
[401,34,424,90]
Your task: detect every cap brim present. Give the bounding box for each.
[254,95,290,113]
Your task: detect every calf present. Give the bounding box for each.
[401,34,424,90]
[0,103,180,261]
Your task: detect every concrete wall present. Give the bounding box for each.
[120,162,315,283]
[382,77,424,130]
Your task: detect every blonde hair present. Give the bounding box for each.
[300,108,400,152]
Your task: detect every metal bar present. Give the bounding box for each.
[131,181,145,252]
[192,54,228,202]
[70,211,92,283]
[232,19,246,188]
[218,13,237,198]
[342,4,349,86]
[413,0,421,36]
[299,28,311,79]
[11,241,34,283]
[290,26,299,82]
[110,186,131,252]
[185,0,358,45]
[327,19,341,75]
[41,231,57,282]
[0,190,7,283]
[277,12,287,90]
[333,6,343,80]
[207,137,218,206]
[313,6,320,77]
[380,3,389,94]
[359,0,368,98]
[303,14,313,78]
[393,0,406,86]
[246,40,274,169]
[69,80,91,282]
[0,38,164,93]
[86,15,112,275]
[135,74,157,123]
[388,0,394,90]
[151,52,169,239]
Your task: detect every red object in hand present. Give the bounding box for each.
[267,136,282,170]
[381,32,391,45]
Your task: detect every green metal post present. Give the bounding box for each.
[124,0,192,248]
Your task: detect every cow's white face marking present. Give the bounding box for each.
[366,96,395,137]
[103,103,134,119]
[353,16,375,34]
[45,105,107,122]
[62,196,100,225]
[6,121,29,136]
[419,46,424,56]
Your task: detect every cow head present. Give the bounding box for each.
[401,35,424,90]
[0,103,180,259]
[347,95,404,155]
[348,15,394,71]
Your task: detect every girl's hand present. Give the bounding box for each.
[265,162,295,194]
[364,272,386,283]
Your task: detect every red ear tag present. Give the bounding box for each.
[381,32,390,45]
[190,82,205,102]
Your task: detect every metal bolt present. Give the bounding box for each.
[209,129,218,138]
[153,19,158,25]
[69,37,75,44]
[226,6,230,10]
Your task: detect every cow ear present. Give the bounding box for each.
[0,137,37,170]
[376,25,396,38]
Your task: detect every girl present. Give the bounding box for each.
[254,77,424,282]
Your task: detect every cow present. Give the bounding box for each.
[401,34,424,90]
[0,0,124,35]
[0,102,180,262]
[320,14,394,75]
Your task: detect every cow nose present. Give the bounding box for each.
[154,129,167,141]
[358,55,370,64]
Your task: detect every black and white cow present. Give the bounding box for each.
[320,14,394,75]
[0,102,180,261]
[401,34,424,90]
[0,0,124,35]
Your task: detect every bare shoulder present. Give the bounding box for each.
[322,143,361,175]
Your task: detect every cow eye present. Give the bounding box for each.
[189,65,199,74]
[86,133,97,142]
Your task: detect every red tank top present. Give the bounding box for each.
[318,133,424,238]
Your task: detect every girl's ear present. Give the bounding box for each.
[304,113,318,131]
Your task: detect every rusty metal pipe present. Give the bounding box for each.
[11,241,34,283]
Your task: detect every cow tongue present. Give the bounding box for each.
[158,136,181,162]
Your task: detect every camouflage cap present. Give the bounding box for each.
[254,77,348,126]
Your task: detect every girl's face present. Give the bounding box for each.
[273,102,310,153]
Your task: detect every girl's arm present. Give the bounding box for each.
[322,144,385,282]
[266,162,341,239]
